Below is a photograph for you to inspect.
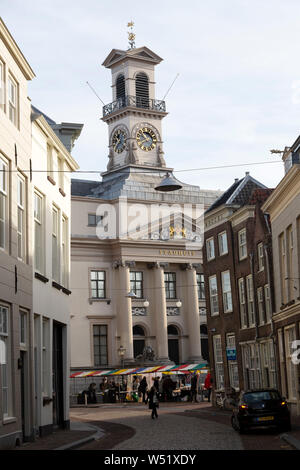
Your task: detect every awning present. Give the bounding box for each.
[70,363,208,378]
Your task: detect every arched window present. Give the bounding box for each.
[135,72,149,108]
[133,325,145,358]
[167,325,179,336]
[116,74,125,106]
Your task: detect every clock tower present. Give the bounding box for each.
[101,45,168,172]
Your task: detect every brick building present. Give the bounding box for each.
[203,173,277,403]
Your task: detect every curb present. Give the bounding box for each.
[54,424,105,450]
[280,433,300,450]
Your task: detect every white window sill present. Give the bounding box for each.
[3,416,17,425]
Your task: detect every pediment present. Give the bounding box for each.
[102,46,163,68]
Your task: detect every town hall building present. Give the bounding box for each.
[70,42,222,374]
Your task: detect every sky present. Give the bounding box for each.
[2,0,300,192]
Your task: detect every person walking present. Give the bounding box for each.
[138,376,148,403]
[190,373,198,403]
[204,371,212,402]
[147,382,159,419]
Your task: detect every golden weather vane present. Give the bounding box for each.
[127,21,136,49]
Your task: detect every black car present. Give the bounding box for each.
[231,389,291,434]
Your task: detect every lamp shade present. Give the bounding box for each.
[154,173,182,192]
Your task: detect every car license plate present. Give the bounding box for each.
[256,416,274,422]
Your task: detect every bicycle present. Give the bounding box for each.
[215,391,226,409]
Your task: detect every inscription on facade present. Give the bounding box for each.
[159,249,195,257]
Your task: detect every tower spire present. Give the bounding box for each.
[127,21,136,49]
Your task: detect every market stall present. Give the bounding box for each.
[70,363,209,405]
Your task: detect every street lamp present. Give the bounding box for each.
[154,172,183,192]
[176,300,182,308]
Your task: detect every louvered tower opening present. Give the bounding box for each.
[135,72,149,108]
[116,74,126,107]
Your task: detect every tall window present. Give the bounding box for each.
[261,341,277,388]
[238,278,247,328]
[257,287,264,325]
[0,60,4,111]
[242,343,261,390]
[8,75,17,126]
[246,275,255,326]
[196,273,205,300]
[90,270,106,299]
[34,192,44,273]
[213,335,224,390]
[88,214,103,227]
[278,329,287,397]
[17,174,26,261]
[206,237,215,261]
[47,145,53,179]
[221,271,232,313]
[164,272,176,299]
[116,74,126,105]
[209,275,219,315]
[0,156,8,250]
[238,228,247,260]
[0,305,12,418]
[61,216,68,287]
[58,157,64,191]
[226,334,239,390]
[279,233,287,305]
[218,231,228,256]
[257,242,264,271]
[42,318,50,395]
[286,226,293,302]
[135,72,149,108]
[284,326,297,400]
[19,310,27,346]
[264,284,272,323]
[93,325,108,366]
[52,206,60,282]
[130,271,143,298]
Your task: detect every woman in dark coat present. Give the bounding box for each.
[147,384,159,419]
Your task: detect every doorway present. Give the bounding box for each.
[52,322,64,427]
[168,325,180,364]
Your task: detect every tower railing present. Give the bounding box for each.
[103,95,166,117]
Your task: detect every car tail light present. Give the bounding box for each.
[239,404,248,410]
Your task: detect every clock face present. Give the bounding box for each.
[136,127,157,151]
[112,129,126,154]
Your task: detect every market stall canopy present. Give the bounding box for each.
[70,363,208,378]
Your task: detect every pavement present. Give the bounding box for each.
[13,401,300,451]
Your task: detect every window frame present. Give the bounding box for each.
[93,324,108,366]
[246,274,255,327]
[206,237,215,261]
[8,73,18,127]
[221,270,233,313]
[257,242,264,271]
[0,155,8,251]
[238,277,248,329]
[209,275,219,316]
[164,272,176,300]
[90,270,106,299]
[238,228,247,260]
[130,271,144,299]
[17,173,26,261]
[218,231,228,256]
[196,273,205,300]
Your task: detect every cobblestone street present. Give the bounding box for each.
[69,403,294,451]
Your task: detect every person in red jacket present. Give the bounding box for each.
[204,372,212,402]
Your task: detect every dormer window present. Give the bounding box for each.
[135,72,149,108]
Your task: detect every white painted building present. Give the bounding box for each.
[31,108,82,435]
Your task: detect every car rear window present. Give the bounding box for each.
[243,391,281,403]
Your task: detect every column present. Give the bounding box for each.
[185,264,203,362]
[117,263,134,364]
[153,263,170,362]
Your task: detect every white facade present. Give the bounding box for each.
[0,17,35,449]
[31,114,80,434]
